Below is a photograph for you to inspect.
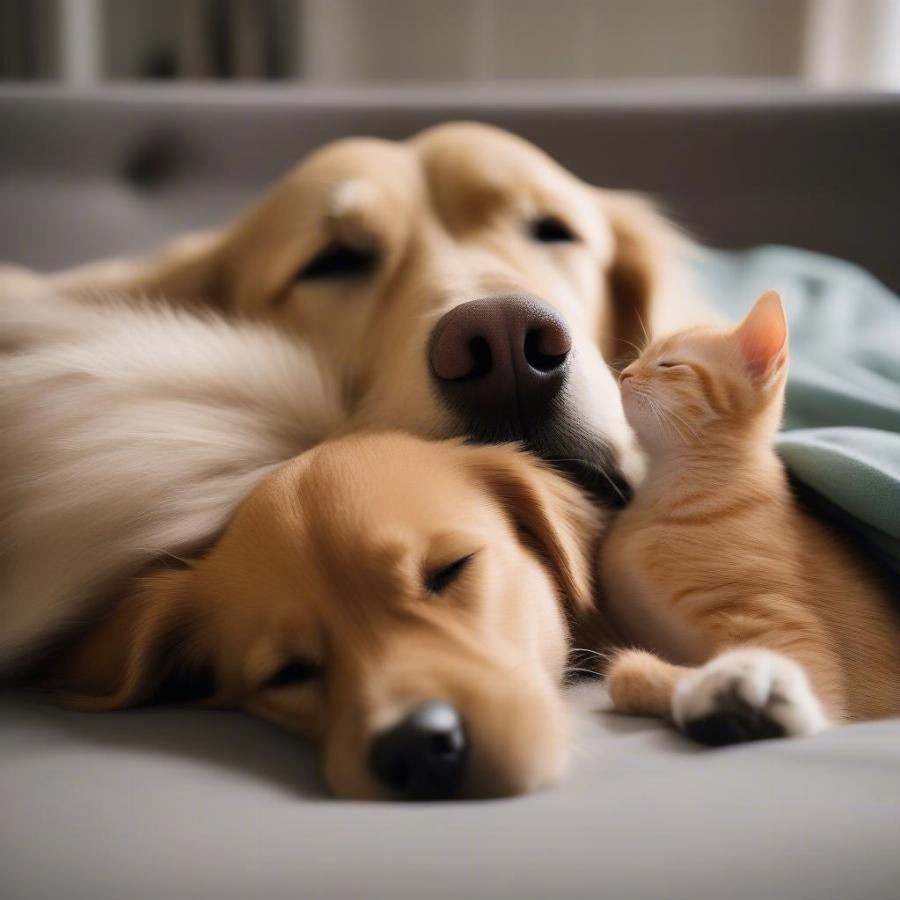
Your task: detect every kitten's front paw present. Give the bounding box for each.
[673,648,829,746]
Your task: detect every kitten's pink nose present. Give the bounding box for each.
[620,370,635,383]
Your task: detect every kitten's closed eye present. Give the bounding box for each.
[657,361,685,369]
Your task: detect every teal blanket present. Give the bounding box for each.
[697,247,900,576]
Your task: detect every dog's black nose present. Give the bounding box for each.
[429,295,571,433]
[370,701,469,800]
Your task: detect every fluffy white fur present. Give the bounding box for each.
[673,648,830,737]
[0,295,346,671]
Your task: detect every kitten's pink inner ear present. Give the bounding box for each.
[736,290,787,380]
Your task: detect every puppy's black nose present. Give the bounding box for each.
[429,295,571,433]
[370,701,469,800]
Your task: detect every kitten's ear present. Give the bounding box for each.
[736,290,788,382]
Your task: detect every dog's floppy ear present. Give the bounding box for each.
[52,568,215,712]
[596,189,691,367]
[53,229,228,308]
[465,445,605,614]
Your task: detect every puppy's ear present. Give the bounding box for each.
[466,445,605,614]
[51,569,215,712]
[53,229,227,308]
[596,189,691,367]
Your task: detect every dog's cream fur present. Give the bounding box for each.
[0,294,345,669]
[37,124,707,482]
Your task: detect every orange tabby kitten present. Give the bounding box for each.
[600,290,900,744]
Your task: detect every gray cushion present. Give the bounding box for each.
[2,688,899,900]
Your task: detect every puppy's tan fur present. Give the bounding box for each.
[51,432,609,800]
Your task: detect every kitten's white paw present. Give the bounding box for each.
[673,648,830,746]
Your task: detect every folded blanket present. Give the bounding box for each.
[696,246,900,576]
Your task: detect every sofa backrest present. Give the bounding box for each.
[1,85,898,291]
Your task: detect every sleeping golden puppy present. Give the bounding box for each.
[50,432,607,801]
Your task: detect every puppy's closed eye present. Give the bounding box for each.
[425,554,475,595]
[265,659,322,689]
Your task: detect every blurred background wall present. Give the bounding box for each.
[1,0,899,89]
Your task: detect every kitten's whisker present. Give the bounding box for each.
[609,336,645,356]
[666,413,693,447]
[656,405,688,444]
[596,465,628,505]
[644,395,670,439]
[569,647,612,662]
[653,399,691,449]
[640,389,703,448]
[635,388,684,449]
[564,666,602,680]
[634,309,651,346]
[659,403,707,448]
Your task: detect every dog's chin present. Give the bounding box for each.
[453,411,633,509]
[544,455,632,509]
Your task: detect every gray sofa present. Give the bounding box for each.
[1,85,899,900]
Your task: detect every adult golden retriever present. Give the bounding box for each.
[1,122,700,798]
[43,121,701,497]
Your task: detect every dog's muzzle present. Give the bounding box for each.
[429,294,571,432]
[370,701,469,800]
[429,294,631,506]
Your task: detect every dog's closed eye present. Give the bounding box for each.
[265,659,322,688]
[297,242,377,280]
[425,554,475,595]
[530,215,579,243]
